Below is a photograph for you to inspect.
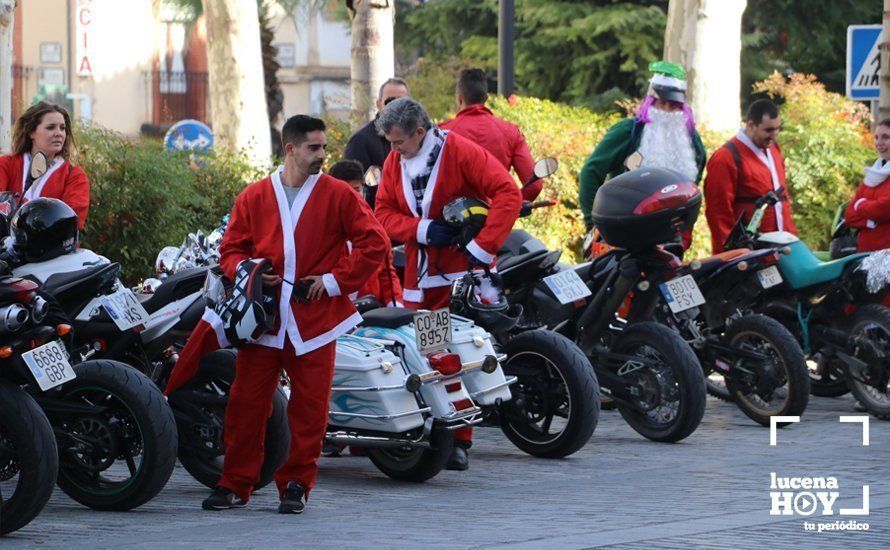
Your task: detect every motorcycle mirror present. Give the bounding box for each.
[533,157,558,179]
[363,165,381,188]
[155,246,180,276]
[30,152,48,180]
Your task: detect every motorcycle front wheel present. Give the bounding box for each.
[844,305,890,418]
[613,322,706,443]
[52,360,177,511]
[0,381,58,535]
[498,330,600,458]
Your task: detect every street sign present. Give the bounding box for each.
[164,119,214,152]
[847,25,882,100]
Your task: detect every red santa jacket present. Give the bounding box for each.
[845,175,890,252]
[704,135,797,253]
[0,153,90,229]
[219,169,387,355]
[374,130,521,304]
[440,105,540,201]
[350,243,403,306]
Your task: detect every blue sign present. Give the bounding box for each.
[164,119,214,152]
[847,25,882,101]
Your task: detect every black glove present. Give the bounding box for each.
[426,221,458,247]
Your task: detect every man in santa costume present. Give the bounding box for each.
[374,97,521,471]
[200,115,387,514]
[579,61,706,240]
[439,68,541,201]
[705,99,796,253]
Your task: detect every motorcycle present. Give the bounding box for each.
[725,191,890,418]
[495,168,707,442]
[0,264,58,535]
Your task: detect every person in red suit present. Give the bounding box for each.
[845,118,890,252]
[328,159,403,307]
[201,115,387,514]
[0,102,90,228]
[374,97,521,471]
[705,99,797,253]
[439,68,541,201]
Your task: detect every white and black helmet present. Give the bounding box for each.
[206,258,278,347]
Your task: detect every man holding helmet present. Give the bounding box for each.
[374,97,521,470]
[202,115,387,514]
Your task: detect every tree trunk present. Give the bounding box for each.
[664,0,747,133]
[348,0,395,125]
[202,0,271,165]
[0,0,15,153]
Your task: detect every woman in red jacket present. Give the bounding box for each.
[845,118,890,252]
[0,102,90,229]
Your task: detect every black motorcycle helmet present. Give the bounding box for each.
[443,197,489,248]
[450,271,521,333]
[11,198,79,263]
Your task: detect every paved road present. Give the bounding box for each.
[4,394,888,549]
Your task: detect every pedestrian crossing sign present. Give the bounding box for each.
[847,25,882,101]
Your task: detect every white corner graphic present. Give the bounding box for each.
[769,416,800,446]
[840,415,870,446]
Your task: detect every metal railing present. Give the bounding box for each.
[147,70,210,125]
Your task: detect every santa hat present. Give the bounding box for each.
[647,61,687,104]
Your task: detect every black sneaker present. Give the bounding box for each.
[202,486,247,511]
[278,482,306,514]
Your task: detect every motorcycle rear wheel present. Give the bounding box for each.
[499,330,599,458]
[0,381,58,535]
[366,428,453,482]
[613,322,706,442]
[174,350,290,490]
[53,360,177,511]
[724,314,810,426]
[844,305,890,419]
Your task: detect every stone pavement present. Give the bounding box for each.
[4,393,888,549]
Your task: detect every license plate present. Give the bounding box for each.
[22,340,75,392]
[101,286,151,331]
[413,308,452,354]
[659,274,706,313]
[757,265,783,289]
[543,270,592,305]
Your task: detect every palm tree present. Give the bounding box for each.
[346,0,395,124]
[0,0,16,152]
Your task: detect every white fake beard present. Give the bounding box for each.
[637,108,698,182]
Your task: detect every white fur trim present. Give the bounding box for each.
[322,273,341,297]
[416,219,432,245]
[867,220,877,229]
[22,153,66,202]
[855,198,867,211]
[736,131,785,231]
[863,158,890,187]
[403,288,424,303]
[466,239,495,265]
[201,307,230,349]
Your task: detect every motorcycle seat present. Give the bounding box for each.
[360,307,418,329]
[140,266,208,313]
[777,240,869,289]
[496,248,549,273]
[692,249,751,278]
[43,263,119,296]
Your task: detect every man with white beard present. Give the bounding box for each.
[579,61,706,249]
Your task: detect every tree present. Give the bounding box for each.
[347,0,395,123]
[663,0,747,132]
[201,0,271,164]
[0,0,15,152]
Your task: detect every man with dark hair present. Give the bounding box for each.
[705,98,797,253]
[375,97,521,471]
[344,78,410,193]
[439,68,541,200]
[201,114,388,514]
[329,159,365,193]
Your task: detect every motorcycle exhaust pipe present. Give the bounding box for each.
[0,304,30,332]
[31,295,49,323]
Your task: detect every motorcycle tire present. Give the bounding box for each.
[175,350,290,490]
[808,355,850,397]
[723,314,810,427]
[499,330,600,458]
[0,381,58,536]
[703,371,733,402]
[613,322,706,442]
[53,360,177,511]
[844,305,890,419]
[366,427,453,482]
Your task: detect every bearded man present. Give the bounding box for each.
[578,61,706,248]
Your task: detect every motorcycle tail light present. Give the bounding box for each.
[445,381,462,393]
[0,346,12,358]
[56,324,72,336]
[452,398,474,411]
[759,252,780,266]
[429,352,462,376]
